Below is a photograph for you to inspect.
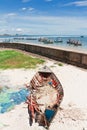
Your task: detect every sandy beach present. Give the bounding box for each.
[0,58,87,130]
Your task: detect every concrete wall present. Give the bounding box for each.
[0,42,87,69]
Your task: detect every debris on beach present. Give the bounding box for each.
[0,87,29,113]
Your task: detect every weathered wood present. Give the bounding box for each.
[26,66,64,128]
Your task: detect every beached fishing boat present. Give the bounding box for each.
[26,66,64,129]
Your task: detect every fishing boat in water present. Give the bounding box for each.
[38,37,53,44]
[54,37,63,43]
[26,66,64,129]
[43,39,53,44]
[80,35,84,38]
[67,39,82,46]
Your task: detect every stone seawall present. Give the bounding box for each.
[0,42,87,69]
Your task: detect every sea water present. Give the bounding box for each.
[0,35,87,52]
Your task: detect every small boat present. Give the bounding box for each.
[13,37,24,40]
[38,37,47,42]
[54,37,63,43]
[80,36,84,38]
[38,37,53,44]
[26,66,64,129]
[43,39,53,44]
[67,39,82,46]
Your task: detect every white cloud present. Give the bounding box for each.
[21,7,34,11]
[16,28,23,32]
[7,13,17,16]
[1,14,87,35]
[65,1,87,7]
[21,7,27,11]
[0,28,8,33]
[28,7,34,11]
[14,15,87,34]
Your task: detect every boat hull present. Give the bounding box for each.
[26,66,64,128]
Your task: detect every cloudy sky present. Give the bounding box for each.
[0,0,87,35]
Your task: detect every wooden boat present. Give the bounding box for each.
[38,38,53,44]
[67,39,82,46]
[43,39,53,44]
[54,37,63,43]
[26,66,64,129]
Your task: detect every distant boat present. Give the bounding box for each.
[14,37,24,40]
[26,66,64,129]
[43,39,53,44]
[67,39,82,46]
[38,37,53,44]
[38,37,47,42]
[26,38,37,40]
[54,37,63,43]
[80,36,84,38]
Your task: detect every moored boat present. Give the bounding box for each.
[80,35,84,38]
[38,37,53,44]
[43,39,53,44]
[54,37,63,43]
[67,39,82,46]
[26,66,64,129]
[38,37,47,42]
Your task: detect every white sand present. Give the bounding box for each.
[0,59,87,130]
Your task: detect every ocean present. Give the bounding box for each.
[0,35,87,53]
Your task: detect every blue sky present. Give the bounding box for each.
[0,0,87,35]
